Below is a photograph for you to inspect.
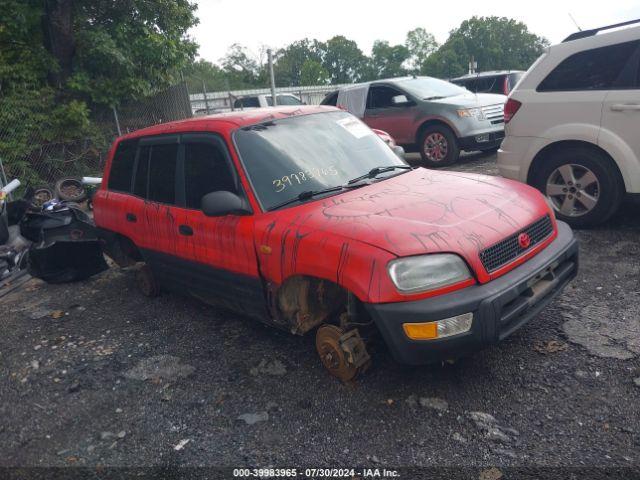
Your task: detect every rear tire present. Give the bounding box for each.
[419,125,459,167]
[531,146,624,228]
[136,264,160,297]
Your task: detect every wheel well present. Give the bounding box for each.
[416,119,456,144]
[274,275,348,335]
[527,140,623,185]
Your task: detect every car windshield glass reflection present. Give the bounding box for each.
[234,111,407,211]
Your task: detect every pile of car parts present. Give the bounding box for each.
[21,202,107,283]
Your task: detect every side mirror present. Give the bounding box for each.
[392,145,406,160]
[391,94,411,106]
[201,191,251,217]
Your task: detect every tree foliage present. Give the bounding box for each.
[422,16,549,78]
[0,0,199,184]
[367,40,410,79]
[405,28,439,73]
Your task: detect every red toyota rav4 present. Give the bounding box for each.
[94,106,578,381]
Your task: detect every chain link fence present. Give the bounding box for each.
[0,82,192,189]
[189,83,345,115]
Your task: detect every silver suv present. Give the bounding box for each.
[321,76,506,166]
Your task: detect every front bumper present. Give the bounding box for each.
[364,221,578,365]
[459,129,505,151]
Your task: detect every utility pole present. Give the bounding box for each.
[468,56,477,75]
[268,49,277,106]
[202,79,210,114]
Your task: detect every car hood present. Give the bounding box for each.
[430,92,506,108]
[265,168,552,278]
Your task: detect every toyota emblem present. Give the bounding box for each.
[518,232,531,249]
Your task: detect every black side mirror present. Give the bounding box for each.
[201,191,251,217]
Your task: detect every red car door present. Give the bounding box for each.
[138,133,266,319]
[93,139,146,249]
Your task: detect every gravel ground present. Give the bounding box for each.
[1,152,639,472]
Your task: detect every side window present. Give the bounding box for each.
[147,144,178,204]
[183,141,236,209]
[538,40,640,92]
[321,92,338,106]
[133,145,150,197]
[234,97,260,108]
[107,140,137,192]
[368,86,405,109]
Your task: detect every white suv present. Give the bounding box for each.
[498,20,640,227]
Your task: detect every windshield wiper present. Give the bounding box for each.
[268,185,345,211]
[424,95,448,101]
[346,165,412,185]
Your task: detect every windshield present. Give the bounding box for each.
[234,111,406,211]
[398,77,468,99]
[266,95,303,106]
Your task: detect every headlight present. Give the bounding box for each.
[457,107,485,120]
[388,254,472,294]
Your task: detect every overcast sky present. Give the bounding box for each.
[191,0,640,63]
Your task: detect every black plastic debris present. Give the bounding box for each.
[21,205,107,283]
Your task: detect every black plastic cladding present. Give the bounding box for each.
[479,215,554,273]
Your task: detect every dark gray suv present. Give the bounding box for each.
[321,76,506,166]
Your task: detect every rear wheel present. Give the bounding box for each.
[531,147,624,228]
[136,264,160,297]
[419,125,459,167]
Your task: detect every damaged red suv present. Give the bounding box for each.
[94,106,578,381]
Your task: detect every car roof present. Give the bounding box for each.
[452,70,524,81]
[118,105,337,140]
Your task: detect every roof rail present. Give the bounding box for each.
[563,18,640,42]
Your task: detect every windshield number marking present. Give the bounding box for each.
[272,166,338,192]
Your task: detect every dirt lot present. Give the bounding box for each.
[1,152,639,472]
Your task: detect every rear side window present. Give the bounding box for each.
[234,97,260,108]
[538,40,640,91]
[147,144,178,204]
[107,140,137,192]
[133,146,151,198]
[183,141,236,209]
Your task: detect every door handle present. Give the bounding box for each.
[610,104,640,111]
[178,225,193,236]
[126,213,137,222]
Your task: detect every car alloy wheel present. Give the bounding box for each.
[423,132,448,162]
[545,164,600,217]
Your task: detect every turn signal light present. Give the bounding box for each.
[403,313,473,340]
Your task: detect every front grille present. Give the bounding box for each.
[482,103,504,124]
[479,215,554,273]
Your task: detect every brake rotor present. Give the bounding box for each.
[315,324,359,382]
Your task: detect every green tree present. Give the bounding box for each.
[219,43,265,89]
[183,59,229,94]
[320,36,367,84]
[0,0,199,183]
[405,27,439,73]
[368,40,409,79]
[299,59,329,86]
[274,39,323,87]
[422,16,548,78]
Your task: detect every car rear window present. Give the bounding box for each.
[538,40,640,91]
[107,140,137,192]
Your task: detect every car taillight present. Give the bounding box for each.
[504,99,522,124]
[503,76,509,95]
